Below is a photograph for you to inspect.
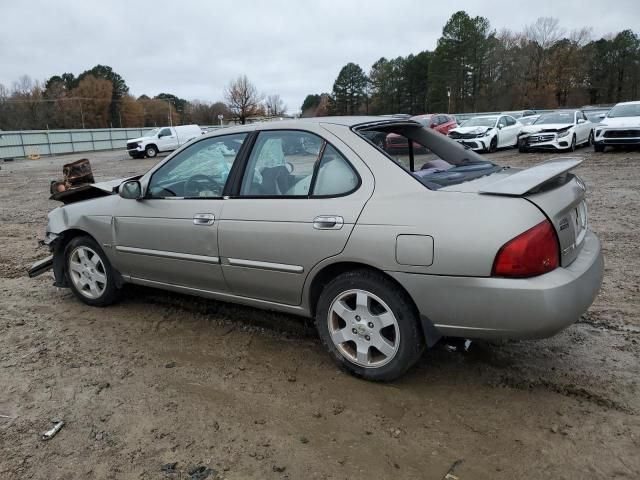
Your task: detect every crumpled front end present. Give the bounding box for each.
[519,127,573,150]
[27,230,63,282]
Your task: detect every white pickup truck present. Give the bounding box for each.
[126,124,202,158]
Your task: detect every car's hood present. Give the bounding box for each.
[127,136,146,143]
[521,123,573,133]
[450,126,493,135]
[50,176,134,204]
[599,117,640,128]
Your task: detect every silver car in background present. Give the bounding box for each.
[29,117,604,381]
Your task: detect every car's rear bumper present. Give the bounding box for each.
[388,230,603,340]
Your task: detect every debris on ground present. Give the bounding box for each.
[161,462,178,473]
[442,459,463,479]
[444,338,472,352]
[188,465,217,479]
[41,420,64,441]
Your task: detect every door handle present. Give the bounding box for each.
[313,215,344,230]
[193,213,215,226]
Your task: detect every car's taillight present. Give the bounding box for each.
[492,220,559,278]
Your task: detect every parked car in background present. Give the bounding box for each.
[583,107,611,124]
[519,115,540,126]
[502,110,537,119]
[593,101,640,152]
[518,110,593,152]
[126,124,203,159]
[448,114,521,152]
[385,114,457,152]
[411,114,458,135]
[29,116,603,381]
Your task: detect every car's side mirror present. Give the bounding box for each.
[119,180,143,200]
[598,113,606,119]
[497,124,504,130]
[577,118,586,124]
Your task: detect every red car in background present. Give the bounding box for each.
[411,113,458,134]
[385,113,458,152]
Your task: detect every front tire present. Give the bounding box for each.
[145,145,158,158]
[64,236,120,307]
[315,270,425,382]
[586,131,594,146]
[487,136,498,153]
[567,134,576,152]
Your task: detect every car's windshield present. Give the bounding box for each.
[534,112,574,124]
[461,117,497,127]
[143,128,159,137]
[607,104,640,118]
[519,116,539,126]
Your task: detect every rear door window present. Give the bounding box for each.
[239,130,359,197]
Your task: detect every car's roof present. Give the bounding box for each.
[614,100,640,106]
[206,116,413,137]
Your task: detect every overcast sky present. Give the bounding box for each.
[1,0,637,112]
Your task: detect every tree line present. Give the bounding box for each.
[0,67,286,130]
[300,12,640,117]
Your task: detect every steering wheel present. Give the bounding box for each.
[184,174,221,197]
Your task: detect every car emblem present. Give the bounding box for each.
[559,218,569,231]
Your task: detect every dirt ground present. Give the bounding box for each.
[0,144,638,480]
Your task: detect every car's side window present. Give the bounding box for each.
[498,116,507,128]
[505,116,516,126]
[147,133,247,199]
[312,145,359,196]
[239,130,323,197]
[158,128,172,138]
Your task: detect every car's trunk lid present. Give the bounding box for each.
[441,158,588,267]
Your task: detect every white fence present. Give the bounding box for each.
[0,127,157,159]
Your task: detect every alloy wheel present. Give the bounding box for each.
[68,246,107,299]
[327,289,400,368]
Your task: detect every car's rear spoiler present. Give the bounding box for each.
[479,158,583,196]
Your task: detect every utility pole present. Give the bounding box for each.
[78,99,85,129]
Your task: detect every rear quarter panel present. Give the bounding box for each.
[318,123,546,277]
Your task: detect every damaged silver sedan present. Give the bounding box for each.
[29,117,604,381]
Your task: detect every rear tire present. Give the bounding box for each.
[315,270,425,382]
[64,236,120,307]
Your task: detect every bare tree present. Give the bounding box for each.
[524,17,565,49]
[264,94,287,116]
[224,75,264,124]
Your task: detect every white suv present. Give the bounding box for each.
[593,101,640,152]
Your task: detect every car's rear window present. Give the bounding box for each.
[355,123,501,189]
